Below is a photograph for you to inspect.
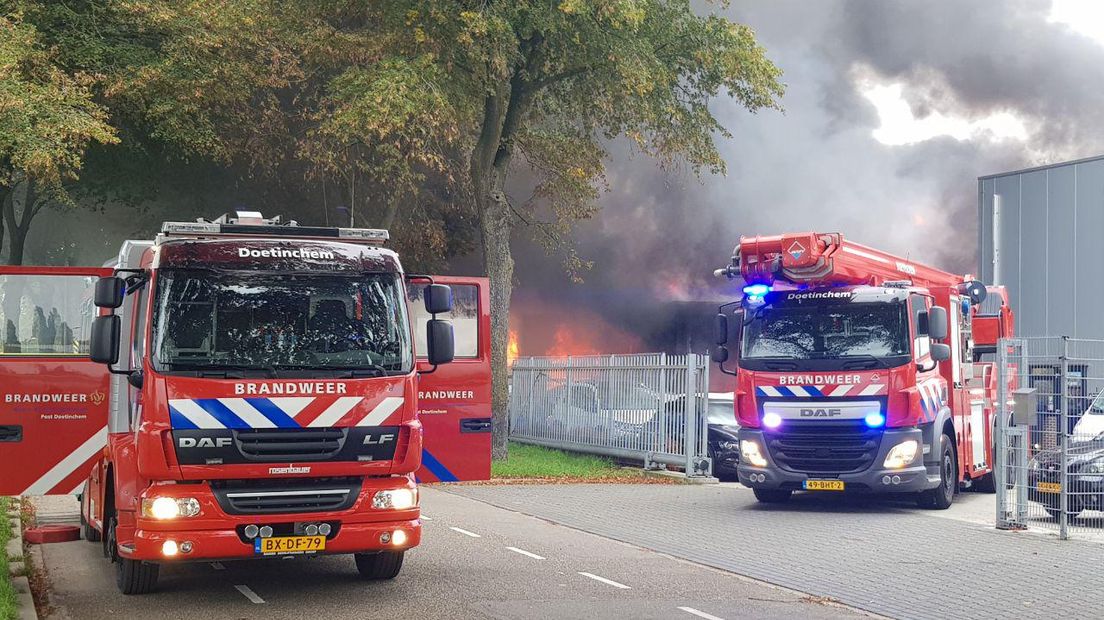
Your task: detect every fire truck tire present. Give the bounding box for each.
[973,469,997,493]
[108,516,159,595]
[354,551,404,579]
[753,488,793,503]
[80,511,101,543]
[918,434,955,510]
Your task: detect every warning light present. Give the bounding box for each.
[743,284,772,298]
[865,412,886,428]
[763,412,783,429]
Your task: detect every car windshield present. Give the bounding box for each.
[151,269,411,374]
[1088,391,1104,415]
[741,301,909,360]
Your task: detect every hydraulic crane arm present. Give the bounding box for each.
[715,232,967,290]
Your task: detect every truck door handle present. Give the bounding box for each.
[0,425,22,442]
[460,418,492,433]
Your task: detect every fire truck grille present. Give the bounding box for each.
[234,428,347,461]
[765,423,882,474]
[211,477,362,515]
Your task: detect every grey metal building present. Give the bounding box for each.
[978,154,1104,339]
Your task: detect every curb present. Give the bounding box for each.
[6,497,38,620]
[642,469,720,484]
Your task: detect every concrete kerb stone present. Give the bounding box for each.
[7,497,38,620]
[11,575,36,620]
[642,469,720,484]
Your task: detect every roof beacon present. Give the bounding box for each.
[158,212,389,246]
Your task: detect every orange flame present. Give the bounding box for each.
[507,329,520,365]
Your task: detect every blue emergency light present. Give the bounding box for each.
[743,283,772,298]
[864,412,886,428]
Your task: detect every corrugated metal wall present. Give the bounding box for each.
[978,155,1104,338]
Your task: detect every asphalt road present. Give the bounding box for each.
[34,488,867,620]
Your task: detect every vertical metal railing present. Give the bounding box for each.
[508,353,712,476]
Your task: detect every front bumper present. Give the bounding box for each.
[121,477,421,562]
[737,427,941,494]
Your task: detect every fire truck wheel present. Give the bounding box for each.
[354,551,405,580]
[753,488,793,503]
[918,434,956,510]
[108,516,159,595]
[80,510,101,543]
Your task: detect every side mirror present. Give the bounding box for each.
[424,284,453,315]
[928,306,949,340]
[426,319,454,365]
[90,316,120,364]
[930,342,951,362]
[711,346,729,364]
[714,314,728,346]
[94,277,126,309]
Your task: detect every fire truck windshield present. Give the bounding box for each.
[740,301,910,370]
[150,269,412,375]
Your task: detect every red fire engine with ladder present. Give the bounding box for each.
[712,232,1013,508]
[0,212,491,593]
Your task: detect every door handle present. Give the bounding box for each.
[0,425,22,442]
[460,418,492,434]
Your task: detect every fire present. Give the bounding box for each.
[546,324,604,357]
[507,329,520,365]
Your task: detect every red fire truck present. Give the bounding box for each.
[712,232,1013,508]
[0,212,492,593]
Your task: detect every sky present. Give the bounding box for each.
[509,0,1104,354]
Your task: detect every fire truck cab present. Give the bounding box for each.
[0,212,492,593]
[713,232,1014,508]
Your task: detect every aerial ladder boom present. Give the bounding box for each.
[715,232,972,292]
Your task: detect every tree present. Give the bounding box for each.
[398,1,784,458]
[0,9,116,264]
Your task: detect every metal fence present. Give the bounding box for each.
[507,353,712,477]
[996,337,1104,539]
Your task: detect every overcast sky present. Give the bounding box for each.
[511,0,1104,344]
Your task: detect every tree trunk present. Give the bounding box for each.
[471,59,533,460]
[4,177,37,266]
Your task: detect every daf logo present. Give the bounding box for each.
[178,437,232,448]
[363,433,396,445]
[800,408,843,417]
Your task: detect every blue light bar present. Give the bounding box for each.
[743,283,772,297]
[864,412,886,428]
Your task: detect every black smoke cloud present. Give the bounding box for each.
[506,0,1104,355]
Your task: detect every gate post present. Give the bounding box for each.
[1060,336,1070,540]
[684,354,697,476]
[995,340,1008,529]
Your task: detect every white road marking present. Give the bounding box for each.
[506,546,545,560]
[678,606,725,620]
[234,585,265,604]
[578,572,631,589]
[210,562,226,571]
[450,527,482,538]
[420,515,433,521]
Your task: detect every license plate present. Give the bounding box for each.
[256,535,326,555]
[804,479,844,491]
[1038,482,1061,494]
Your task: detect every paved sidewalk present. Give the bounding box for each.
[446,484,1091,620]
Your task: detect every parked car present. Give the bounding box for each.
[706,392,740,481]
[1029,439,1104,520]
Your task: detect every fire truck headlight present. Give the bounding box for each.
[883,440,919,469]
[1086,458,1104,474]
[372,488,418,510]
[142,497,201,520]
[740,440,768,467]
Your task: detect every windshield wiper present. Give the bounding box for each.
[840,355,885,369]
[334,364,392,378]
